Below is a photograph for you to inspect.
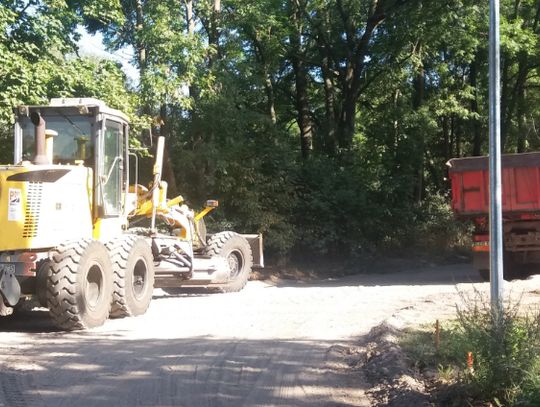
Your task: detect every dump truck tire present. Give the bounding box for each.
[477,251,527,282]
[478,269,489,282]
[46,240,112,330]
[106,236,154,318]
[205,231,253,292]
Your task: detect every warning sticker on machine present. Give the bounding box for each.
[8,188,22,221]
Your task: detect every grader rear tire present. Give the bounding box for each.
[35,260,50,307]
[46,240,113,330]
[106,236,154,318]
[205,232,253,292]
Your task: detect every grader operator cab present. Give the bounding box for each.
[0,98,263,330]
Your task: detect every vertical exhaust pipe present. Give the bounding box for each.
[150,136,165,232]
[30,111,49,165]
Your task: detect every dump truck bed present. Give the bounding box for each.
[447,152,540,216]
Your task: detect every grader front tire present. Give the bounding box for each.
[205,231,253,293]
[46,240,113,330]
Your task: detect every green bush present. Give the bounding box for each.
[517,359,540,406]
[407,192,472,253]
[402,293,540,406]
[455,294,540,404]
[292,155,470,260]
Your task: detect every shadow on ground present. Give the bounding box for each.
[258,263,484,289]
[0,317,365,407]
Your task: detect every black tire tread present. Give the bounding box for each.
[105,235,154,318]
[204,231,253,293]
[46,239,111,330]
[106,235,137,318]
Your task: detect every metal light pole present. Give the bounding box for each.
[489,0,504,314]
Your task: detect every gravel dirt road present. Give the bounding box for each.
[1,264,540,407]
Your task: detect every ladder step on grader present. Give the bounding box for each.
[0,98,263,330]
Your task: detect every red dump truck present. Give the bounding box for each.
[448,152,540,280]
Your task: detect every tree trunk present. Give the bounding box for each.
[250,32,277,125]
[412,41,425,204]
[264,68,277,125]
[500,57,513,150]
[292,60,313,159]
[470,55,483,156]
[291,0,313,159]
[183,0,203,152]
[208,0,221,67]
[393,89,400,161]
[134,0,153,147]
[184,0,198,101]
[442,117,450,161]
[515,52,529,152]
[335,0,386,150]
[184,0,195,35]
[322,51,336,155]
[412,43,424,111]
[317,8,337,155]
[337,82,356,150]
[449,115,455,157]
[134,0,146,74]
[455,116,462,157]
[500,2,521,150]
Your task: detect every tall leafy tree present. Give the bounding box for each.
[3,0,540,258]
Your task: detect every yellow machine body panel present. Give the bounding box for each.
[0,164,93,251]
[92,217,127,241]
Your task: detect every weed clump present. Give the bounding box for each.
[401,291,540,406]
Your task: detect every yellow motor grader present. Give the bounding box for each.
[0,98,263,330]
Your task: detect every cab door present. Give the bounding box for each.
[102,119,123,215]
[94,117,126,240]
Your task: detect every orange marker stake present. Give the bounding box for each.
[467,352,474,374]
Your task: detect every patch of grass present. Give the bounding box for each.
[516,359,540,406]
[401,292,540,406]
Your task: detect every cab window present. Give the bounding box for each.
[21,113,93,164]
[101,120,123,215]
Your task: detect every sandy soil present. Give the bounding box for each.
[1,264,540,407]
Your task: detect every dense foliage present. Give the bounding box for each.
[1,0,539,262]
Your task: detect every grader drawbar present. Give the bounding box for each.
[0,98,263,329]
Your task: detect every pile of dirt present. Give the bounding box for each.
[361,322,432,407]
